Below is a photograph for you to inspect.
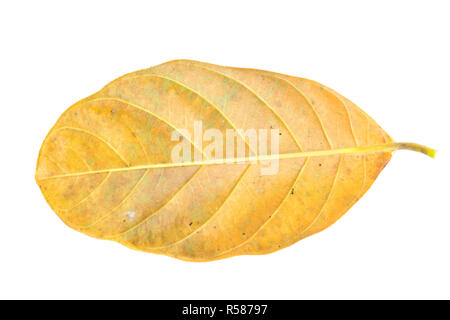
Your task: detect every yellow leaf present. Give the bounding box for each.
[35,60,435,261]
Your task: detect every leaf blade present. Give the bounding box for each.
[36,60,434,261]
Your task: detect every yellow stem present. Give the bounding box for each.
[37,142,435,181]
[393,142,436,158]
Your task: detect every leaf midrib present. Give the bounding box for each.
[36,142,415,181]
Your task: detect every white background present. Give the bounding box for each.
[0,1,448,299]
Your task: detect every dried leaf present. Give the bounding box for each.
[35,60,435,261]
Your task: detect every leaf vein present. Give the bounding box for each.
[52,126,130,167]
[298,154,343,238]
